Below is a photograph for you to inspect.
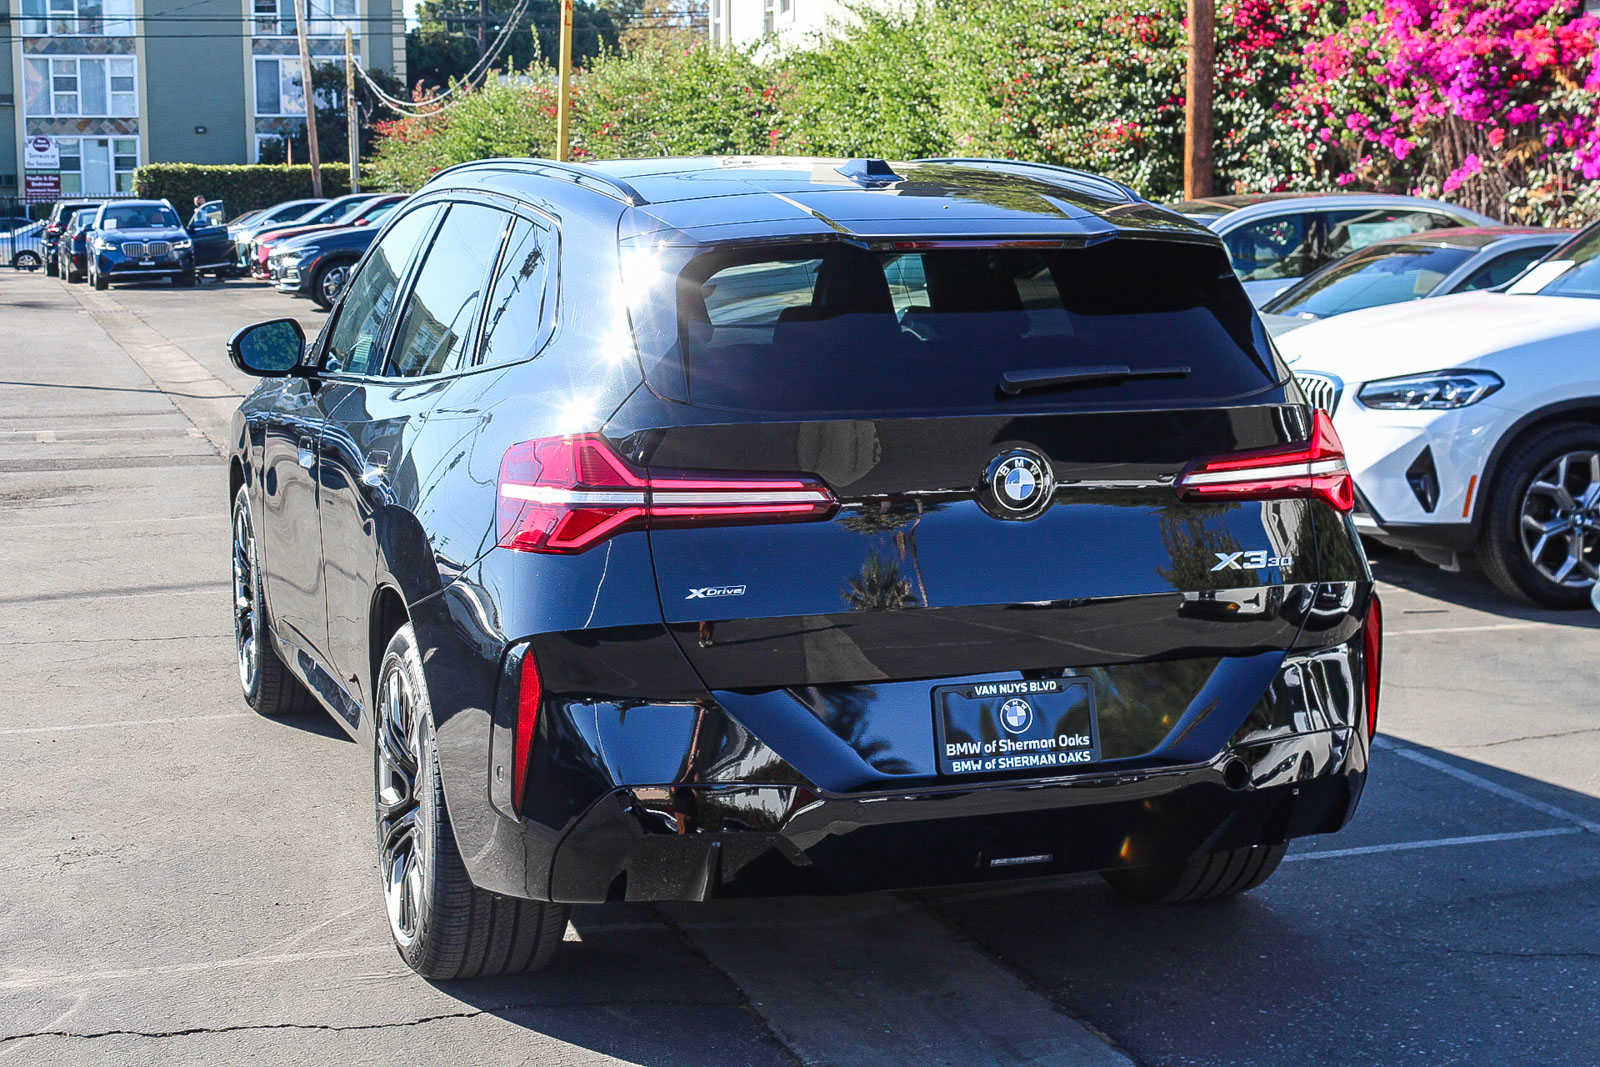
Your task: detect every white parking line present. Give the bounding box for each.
[0,945,392,992]
[1285,826,1581,862]
[1379,738,1600,833]
[1387,622,1547,636]
[0,712,252,737]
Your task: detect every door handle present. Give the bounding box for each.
[361,450,392,487]
[297,436,317,470]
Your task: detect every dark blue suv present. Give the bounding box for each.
[86,199,227,289]
[224,157,1381,979]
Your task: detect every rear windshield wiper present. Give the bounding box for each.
[998,364,1191,397]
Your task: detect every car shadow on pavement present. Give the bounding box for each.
[261,703,355,742]
[424,742,1600,1066]
[1368,543,1600,628]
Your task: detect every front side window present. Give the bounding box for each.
[1223,213,1316,281]
[630,240,1280,415]
[1264,245,1473,319]
[1512,225,1600,300]
[478,215,558,367]
[387,204,506,378]
[323,205,441,377]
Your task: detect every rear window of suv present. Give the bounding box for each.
[628,240,1284,415]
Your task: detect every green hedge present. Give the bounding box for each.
[132,163,367,216]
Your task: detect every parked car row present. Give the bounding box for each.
[38,197,231,288]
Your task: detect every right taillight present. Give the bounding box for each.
[1363,593,1382,741]
[496,433,837,554]
[1176,409,1354,512]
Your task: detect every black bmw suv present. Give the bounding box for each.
[226,156,1380,979]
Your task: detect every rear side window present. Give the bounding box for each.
[1223,214,1316,281]
[630,240,1282,415]
[323,204,440,377]
[478,215,558,367]
[386,203,505,379]
[1457,246,1550,292]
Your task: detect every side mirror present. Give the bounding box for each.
[228,318,308,377]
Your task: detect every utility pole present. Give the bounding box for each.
[555,0,572,161]
[293,0,324,197]
[1184,0,1214,199]
[345,28,360,193]
[477,0,489,58]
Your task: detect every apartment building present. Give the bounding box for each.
[1,0,404,199]
[708,0,904,49]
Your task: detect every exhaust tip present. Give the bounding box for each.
[1222,757,1251,792]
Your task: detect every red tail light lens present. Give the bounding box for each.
[497,433,837,554]
[1362,593,1382,741]
[1176,410,1354,512]
[512,651,541,814]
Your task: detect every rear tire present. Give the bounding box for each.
[232,486,313,718]
[46,256,58,277]
[1479,423,1600,608]
[14,250,41,271]
[375,624,569,978]
[1101,842,1286,904]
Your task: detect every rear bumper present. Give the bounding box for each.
[546,733,1364,902]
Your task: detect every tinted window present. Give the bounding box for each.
[387,203,505,379]
[1457,245,1553,292]
[479,215,557,367]
[1223,213,1316,281]
[631,241,1281,415]
[1265,245,1472,318]
[1322,208,1459,261]
[323,204,440,377]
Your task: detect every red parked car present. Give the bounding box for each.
[247,194,404,278]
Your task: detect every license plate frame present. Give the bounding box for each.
[932,678,1099,777]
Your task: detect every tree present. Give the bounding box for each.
[257,62,407,165]
[406,0,622,90]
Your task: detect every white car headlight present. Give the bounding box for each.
[172,237,192,250]
[1358,370,1503,410]
[93,236,114,252]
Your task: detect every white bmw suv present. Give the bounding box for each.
[1277,221,1600,607]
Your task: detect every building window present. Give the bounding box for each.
[55,136,138,195]
[763,0,775,34]
[23,57,137,118]
[19,0,134,36]
[254,0,358,37]
[255,57,306,117]
[709,0,722,44]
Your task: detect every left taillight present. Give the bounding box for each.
[512,651,541,814]
[1176,410,1354,512]
[1362,593,1382,742]
[496,433,837,554]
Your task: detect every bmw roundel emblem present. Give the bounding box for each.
[982,448,1054,520]
[1000,697,1033,734]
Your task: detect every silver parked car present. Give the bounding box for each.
[1259,227,1570,335]
[1165,192,1500,305]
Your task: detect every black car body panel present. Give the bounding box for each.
[228,157,1376,906]
[269,224,378,297]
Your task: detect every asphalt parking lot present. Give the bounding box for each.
[2,268,1598,1066]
